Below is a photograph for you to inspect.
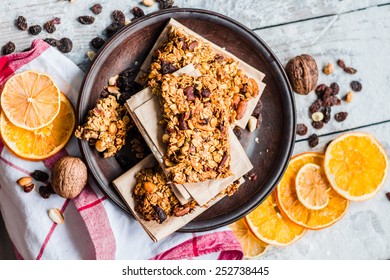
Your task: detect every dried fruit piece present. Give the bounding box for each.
[158,0,174,9]
[43,17,61,34]
[330,82,339,95]
[58,38,73,53]
[350,81,362,92]
[345,91,354,103]
[39,185,52,199]
[131,7,145,18]
[90,4,102,14]
[24,183,35,193]
[112,10,125,25]
[31,170,49,182]
[17,177,33,187]
[44,38,60,47]
[28,25,42,35]
[334,112,348,122]
[322,63,334,75]
[90,37,105,49]
[311,112,324,122]
[315,84,327,99]
[322,107,331,123]
[233,126,242,140]
[1,42,16,55]
[322,96,341,107]
[308,134,319,148]
[285,54,318,95]
[78,16,95,25]
[16,16,28,31]
[309,99,322,114]
[337,59,346,69]
[386,192,390,202]
[312,121,324,130]
[296,123,308,136]
[337,59,357,74]
[48,208,64,224]
[244,170,257,181]
[105,22,122,37]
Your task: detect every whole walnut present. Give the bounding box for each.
[286,54,318,95]
[51,156,88,199]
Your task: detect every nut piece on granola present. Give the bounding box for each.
[133,166,196,223]
[75,95,133,158]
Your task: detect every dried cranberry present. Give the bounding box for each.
[1,42,16,55]
[91,4,103,14]
[158,0,175,9]
[330,82,339,95]
[344,67,357,74]
[350,81,362,92]
[90,37,105,49]
[296,123,308,136]
[337,59,346,69]
[233,126,242,140]
[161,60,178,74]
[309,99,322,114]
[335,112,348,122]
[184,86,195,101]
[58,38,73,53]
[28,25,42,35]
[131,7,145,18]
[308,134,319,148]
[16,16,28,31]
[31,170,49,182]
[315,84,327,98]
[44,38,60,47]
[322,107,331,123]
[105,22,122,37]
[39,185,52,199]
[154,206,167,224]
[312,121,324,129]
[78,16,95,25]
[323,96,341,107]
[112,10,125,25]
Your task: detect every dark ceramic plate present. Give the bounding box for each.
[78,8,295,232]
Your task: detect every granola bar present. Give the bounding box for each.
[75,95,132,158]
[133,166,197,224]
[159,74,232,184]
[146,26,259,123]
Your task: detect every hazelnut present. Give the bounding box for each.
[311,112,324,122]
[345,91,354,102]
[323,63,334,75]
[51,156,88,199]
[286,54,318,95]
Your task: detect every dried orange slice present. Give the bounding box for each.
[324,133,388,201]
[0,71,60,130]
[245,193,307,246]
[296,163,329,210]
[0,93,75,160]
[229,218,268,259]
[276,152,349,230]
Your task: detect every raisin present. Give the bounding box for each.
[337,59,346,69]
[188,41,198,51]
[252,100,263,118]
[1,42,16,55]
[90,37,105,49]
[105,22,122,38]
[112,10,126,25]
[78,16,95,25]
[58,38,73,53]
[16,16,28,31]
[256,114,263,129]
[117,68,136,93]
[44,38,60,47]
[312,121,324,129]
[28,25,42,35]
[308,134,319,148]
[322,87,334,100]
[158,0,175,9]
[154,206,167,224]
[39,185,52,199]
[201,89,211,98]
[184,86,195,101]
[330,82,339,95]
[178,113,187,130]
[131,7,145,18]
[161,60,178,74]
[315,84,327,99]
[309,99,322,114]
[334,112,348,122]
[323,96,341,107]
[350,81,362,92]
[296,123,308,136]
[91,4,103,14]
[344,67,357,74]
[31,170,49,182]
[233,126,242,140]
[43,21,56,33]
[386,192,390,202]
[322,107,331,123]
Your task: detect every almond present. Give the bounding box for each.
[48,208,64,224]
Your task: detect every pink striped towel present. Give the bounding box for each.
[0,40,243,260]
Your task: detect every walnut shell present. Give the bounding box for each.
[51,156,88,199]
[286,54,318,95]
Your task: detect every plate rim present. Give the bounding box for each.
[77,7,296,232]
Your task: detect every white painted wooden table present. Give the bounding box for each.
[1,0,389,260]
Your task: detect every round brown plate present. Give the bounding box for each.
[78,8,295,232]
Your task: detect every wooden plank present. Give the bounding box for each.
[255,5,390,140]
[263,121,390,259]
[1,0,388,68]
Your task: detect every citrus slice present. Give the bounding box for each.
[276,152,349,230]
[0,93,75,160]
[0,71,61,130]
[229,218,268,259]
[324,133,388,201]
[296,163,329,210]
[245,193,307,246]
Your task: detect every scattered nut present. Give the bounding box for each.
[144,182,158,193]
[108,75,119,86]
[285,54,318,95]
[162,134,170,143]
[311,111,324,122]
[48,208,64,224]
[345,91,354,102]
[24,183,35,193]
[235,100,247,120]
[106,85,121,95]
[322,63,334,75]
[108,122,118,135]
[51,156,88,199]
[124,19,131,25]
[174,206,190,217]
[95,140,106,152]
[87,50,96,61]
[247,116,258,132]
[17,177,32,187]
[142,0,155,7]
